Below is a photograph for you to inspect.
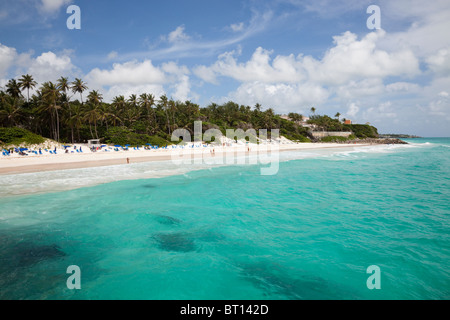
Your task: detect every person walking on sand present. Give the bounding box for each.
[127,157,130,164]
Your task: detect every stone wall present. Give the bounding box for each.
[311,131,353,139]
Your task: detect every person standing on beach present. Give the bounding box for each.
[127,157,130,164]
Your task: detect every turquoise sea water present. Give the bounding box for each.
[0,138,449,299]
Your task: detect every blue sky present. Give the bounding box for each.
[1,0,450,136]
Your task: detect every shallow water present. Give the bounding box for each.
[0,138,449,299]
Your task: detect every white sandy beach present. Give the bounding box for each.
[0,141,370,175]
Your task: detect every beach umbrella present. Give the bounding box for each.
[146,143,152,145]
[19,148,28,151]
[114,145,122,147]
[124,144,130,147]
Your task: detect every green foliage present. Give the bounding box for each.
[307,115,347,131]
[1,74,381,146]
[103,127,170,146]
[344,124,379,138]
[0,127,45,146]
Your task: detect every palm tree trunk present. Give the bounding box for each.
[89,122,94,139]
[94,121,98,139]
[165,109,171,135]
[55,105,60,142]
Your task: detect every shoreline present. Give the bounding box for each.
[0,142,372,176]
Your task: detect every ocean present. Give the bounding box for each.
[0,138,449,299]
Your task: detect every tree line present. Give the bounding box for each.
[0,75,312,145]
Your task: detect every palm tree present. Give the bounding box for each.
[98,103,115,131]
[335,112,341,121]
[57,77,75,142]
[159,94,171,135]
[6,79,22,99]
[40,82,61,141]
[68,104,84,142]
[139,93,156,131]
[85,90,103,139]
[57,77,70,95]
[168,99,177,130]
[71,78,88,104]
[0,94,22,126]
[128,94,138,109]
[310,107,316,116]
[112,95,126,125]
[122,107,141,128]
[18,74,37,102]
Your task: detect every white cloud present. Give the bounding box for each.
[227,81,329,113]
[193,47,305,84]
[0,43,77,86]
[230,22,244,32]
[193,30,421,116]
[334,78,384,100]
[346,102,360,119]
[120,10,273,61]
[196,30,420,87]
[0,43,17,78]
[107,51,118,60]
[426,48,450,75]
[385,82,420,93]
[28,51,77,83]
[378,0,450,57]
[304,31,420,86]
[87,60,167,86]
[86,59,194,102]
[167,25,190,43]
[40,0,72,13]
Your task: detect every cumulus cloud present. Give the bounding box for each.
[193,47,305,84]
[87,60,167,86]
[0,43,17,78]
[193,30,421,114]
[28,51,78,83]
[426,48,450,75]
[385,82,421,93]
[167,25,190,43]
[40,0,72,13]
[346,102,360,119]
[227,81,329,113]
[195,30,420,87]
[86,59,194,102]
[304,31,420,85]
[0,43,77,86]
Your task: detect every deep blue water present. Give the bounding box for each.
[0,138,449,299]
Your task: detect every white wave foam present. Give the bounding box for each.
[0,142,434,197]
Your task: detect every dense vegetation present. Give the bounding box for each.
[343,124,379,138]
[0,127,45,146]
[305,114,379,139]
[1,75,379,146]
[0,75,314,146]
